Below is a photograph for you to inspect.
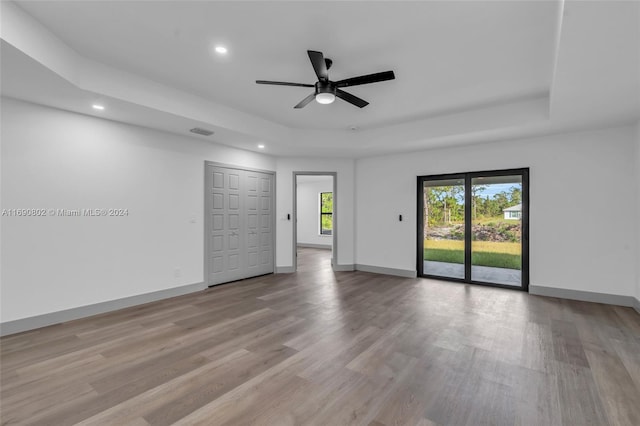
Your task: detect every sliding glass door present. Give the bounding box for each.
[422,176,466,280]
[471,174,524,286]
[417,169,529,290]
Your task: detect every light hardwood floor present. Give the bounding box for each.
[1,247,639,425]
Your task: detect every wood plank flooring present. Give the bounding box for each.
[1,247,639,425]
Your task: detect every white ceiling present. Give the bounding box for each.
[0,40,258,150]
[13,0,556,130]
[1,1,639,157]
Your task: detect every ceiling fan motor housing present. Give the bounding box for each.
[315,80,336,96]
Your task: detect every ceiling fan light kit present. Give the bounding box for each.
[315,92,335,104]
[256,50,395,109]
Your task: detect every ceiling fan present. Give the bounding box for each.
[256,50,395,109]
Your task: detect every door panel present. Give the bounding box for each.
[247,175,258,191]
[245,171,261,278]
[211,256,223,273]
[229,173,240,190]
[208,166,245,285]
[258,174,274,273]
[422,177,466,280]
[213,172,224,189]
[471,175,522,287]
[212,214,223,230]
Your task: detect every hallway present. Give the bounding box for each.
[296,246,332,273]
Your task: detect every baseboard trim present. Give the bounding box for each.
[296,243,332,250]
[276,266,295,273]
[529,285,638,309]
[356,264,417,278]
[0,281,206,337]
[333,264,355,272]
[633,297,640,314]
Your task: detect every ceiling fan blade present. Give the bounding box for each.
[335,89,369,108]
[256,80,314,87]
[335,70,395,88]
[307,50,328,81]
[294,93,316,109]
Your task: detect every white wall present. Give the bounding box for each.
[356,125,638,297]
[296,177,333,247]
[0,97,275,323]
[3,97,637,325]
[276,157,355,269]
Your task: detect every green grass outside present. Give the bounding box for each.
[424,248,464,264]
[424,249,521,270]
[424,239,521,270]
[425,240,520,254]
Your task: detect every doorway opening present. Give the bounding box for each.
[293,172,337,272]
[417,168,529,290]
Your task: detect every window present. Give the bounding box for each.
[320,192,333,235]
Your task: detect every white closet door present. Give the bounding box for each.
[245,171,261,278]
[207,165,274,286]
[257,172,274,275]
[208,166,245,285]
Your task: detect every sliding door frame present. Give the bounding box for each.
[417,168,529,291]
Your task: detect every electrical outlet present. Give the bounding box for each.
[174,268,182,278]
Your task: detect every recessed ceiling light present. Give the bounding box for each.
[92,104,105,110]
[215,46,228,54]
[258,144,265,149]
